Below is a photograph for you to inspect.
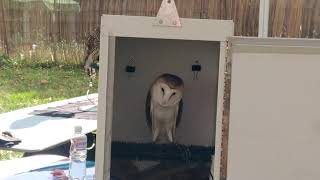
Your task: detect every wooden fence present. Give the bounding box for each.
[0,0,319,179]
[0,0,319,56]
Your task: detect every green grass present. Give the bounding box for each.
[0,61,98,160]
[0,150,23,160]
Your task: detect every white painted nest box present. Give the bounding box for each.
[96,14,320,180]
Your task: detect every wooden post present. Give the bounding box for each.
[50,0,57,62]
[58,0,61,42]
[0,0,10,56]
[258,0,270,37]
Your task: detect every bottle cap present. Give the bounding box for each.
[74,125,82,133]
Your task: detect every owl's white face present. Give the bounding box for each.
[151,82,183,107]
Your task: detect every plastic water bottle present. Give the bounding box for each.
[69,125,87,180]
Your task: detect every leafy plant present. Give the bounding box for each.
[0,54,14,67]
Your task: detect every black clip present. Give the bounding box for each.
[125,56,136,79]
[125,66,136,73]
[192,60,201,80]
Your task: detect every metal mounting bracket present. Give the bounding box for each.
[154,0,181,27]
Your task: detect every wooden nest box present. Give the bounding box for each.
[95,13,320,180]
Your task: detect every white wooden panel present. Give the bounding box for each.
[227,37,320,180]
[103,15,233,42]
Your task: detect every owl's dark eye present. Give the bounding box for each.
[169,92,176,99]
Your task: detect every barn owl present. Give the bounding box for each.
[146,73,184,143]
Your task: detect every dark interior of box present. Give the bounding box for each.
[110,37,220,180]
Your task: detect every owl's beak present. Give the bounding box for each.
[158,99,170,107]
[160,102,168,107]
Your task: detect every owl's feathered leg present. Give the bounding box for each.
[166,128,173,142]
[172,125,176,142]
[150,102,159,142]
[169,105,179,143]
[153,128,160,142]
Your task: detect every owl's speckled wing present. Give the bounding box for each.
[145,90,183,130]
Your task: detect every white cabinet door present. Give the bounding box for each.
[227,37,320,180]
